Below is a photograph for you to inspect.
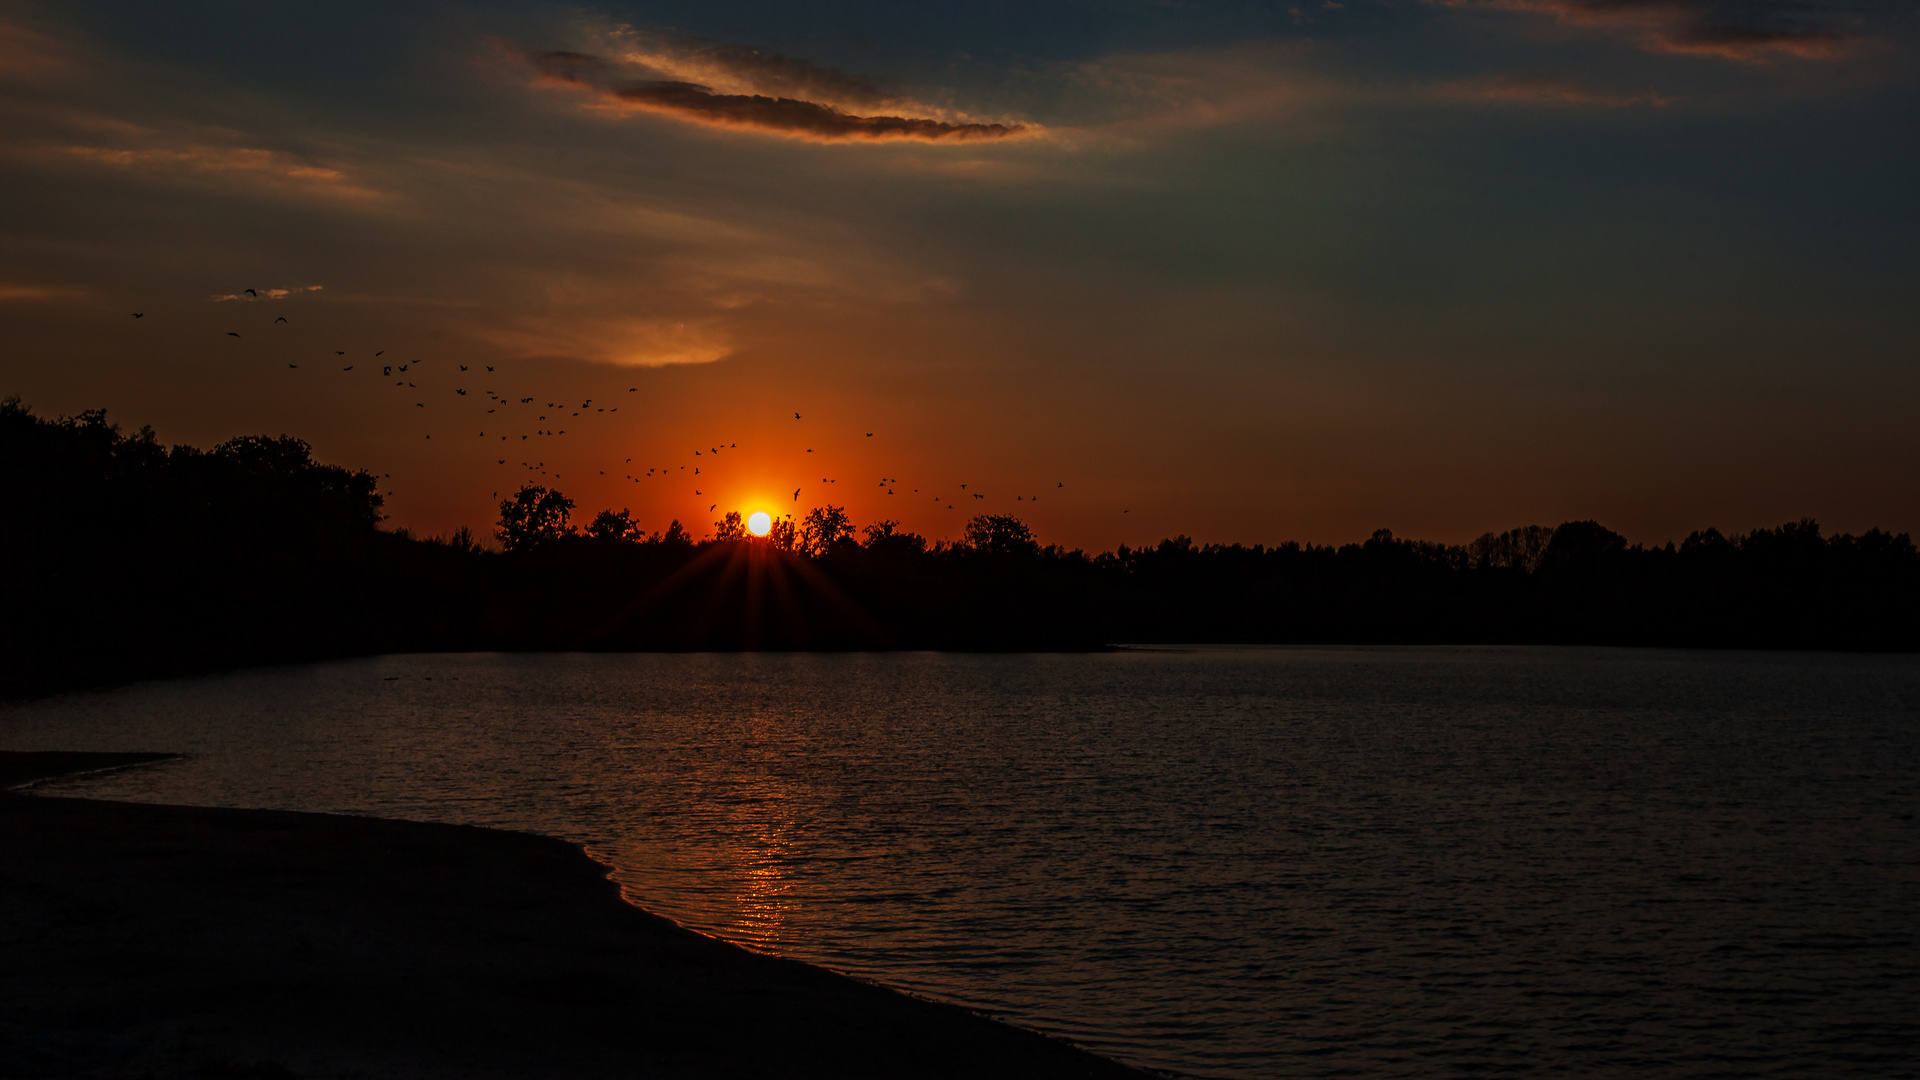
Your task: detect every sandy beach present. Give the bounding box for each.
[1,751,1145,1079]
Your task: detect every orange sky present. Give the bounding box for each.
[3,2,1916,549]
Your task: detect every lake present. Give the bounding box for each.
[4,647,1917,1077]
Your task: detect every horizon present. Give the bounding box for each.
[2,1,1915,550]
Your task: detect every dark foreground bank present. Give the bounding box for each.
[0,752,1144,1080]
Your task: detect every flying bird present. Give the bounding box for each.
[866,432,873,437]
[275,316,287,323]
[793,488,800,500]
[131,313,143,318]
[245,288,257,297]
[342,366,352,371]
[226,332,239,337]
[459,365,468,371]
[375,351,384,357]
[288,363,297,369]
[336,351,345,356]
[794,413,801,419]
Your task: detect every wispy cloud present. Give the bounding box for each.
[476,312,735,368]
[0,283,82,301]
[525,47,1028,143]
[43,143,382,198]
[1438,74,1673,106]
[1468,0,1854,60]
[209,285,324,302]
[0,15,71,81]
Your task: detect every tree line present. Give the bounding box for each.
[5,399,1915,696]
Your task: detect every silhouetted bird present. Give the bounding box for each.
[336,351,345,356]
[486,366,495,372]
[866,432,873,437]
[459,364,468,371]
[245,289,257,297]
[1058,482,1064,487]
[793,488,800,500]
[376,351,384,357]
[795,413,801,419]
[288,364,297,369]
[226,331,239,337]
[342,365,352,371]
[132,313,143,318]
[275,316,287,323]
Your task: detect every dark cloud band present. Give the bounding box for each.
[533,50,1025,143]
[1491,0,1852,59]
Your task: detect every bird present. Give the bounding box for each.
[376,351,385,357]
[794,413,801,419]
[288,363,297,369]
[226,331,240,337]
[342,365,352,371]
[398,364,408,372]
[865,432,873,437]
[709,504,716,511]
[275,316,287,323]
[459,365,467,371]
[336,351,345,356]
[793,488,800,500]
[487,366,494,372]
[1058,482,1064,487]
[245,288,257,297]
[131,313,143,318]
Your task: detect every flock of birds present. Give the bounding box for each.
[131,296,1092,528]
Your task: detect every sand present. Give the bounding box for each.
[1,751,1147,1079]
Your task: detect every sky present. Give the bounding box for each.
[2,0,1916,549]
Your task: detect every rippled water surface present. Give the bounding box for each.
[5,648,1918,1077]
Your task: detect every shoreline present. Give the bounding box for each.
[1,751,1148,1079]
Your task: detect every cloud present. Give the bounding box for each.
[649,43,893,109]
[1439,74,1673,106]
[47,143,382,197]
[527,48,1027,143]
[1472,0,1854,60]
[0,16,70,81]
[210,285,324,302]
[476,313,734,367]
[0,283,81,301]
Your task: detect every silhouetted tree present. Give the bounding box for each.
[799,504,853,556]
[587,508,642,543]
[497,485,575,552]
[862,519,928,555]
[965,514,1038,557]
[713,511,746,542]
[768,516,796,550]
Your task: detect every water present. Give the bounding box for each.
[4,647,1917,1077]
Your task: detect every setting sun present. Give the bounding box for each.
[747,511,772,537]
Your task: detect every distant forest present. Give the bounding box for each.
[5,399,1917,696]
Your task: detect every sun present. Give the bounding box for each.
[747,510,772,537]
